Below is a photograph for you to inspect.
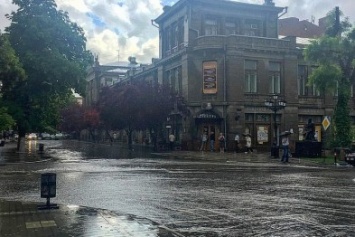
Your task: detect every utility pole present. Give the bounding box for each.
[335,6,340,37]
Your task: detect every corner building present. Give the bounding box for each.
[131,0,340,151]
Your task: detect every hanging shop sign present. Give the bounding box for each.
[203,61,217,94]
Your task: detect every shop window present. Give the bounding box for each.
[256,114,270,122]
[245,113,254,122]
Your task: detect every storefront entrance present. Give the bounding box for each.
[195,110,222,151]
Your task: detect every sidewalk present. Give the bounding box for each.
[0,199,182,237]
[152,149,299,164]
[0,141,50,164]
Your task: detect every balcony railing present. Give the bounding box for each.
[192,35,292,51]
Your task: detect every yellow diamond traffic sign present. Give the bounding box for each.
[322,116,330,131]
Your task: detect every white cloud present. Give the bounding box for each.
[0,0,17,31]
[0,0,354,65]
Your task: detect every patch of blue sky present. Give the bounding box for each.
[161,0,177,5]
[113,28,121,35]
[86,12,106,28]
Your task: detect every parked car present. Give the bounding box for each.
[54,133,64,140]
[26,133,37,140]
[40,133,51,140]
[345,151,355,166]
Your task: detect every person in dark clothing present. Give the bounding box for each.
[305,118,316,141]
[218,133,225,153]
[209,132,215,152]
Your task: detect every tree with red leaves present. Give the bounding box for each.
[98,81,187,150]
[59,103,100,140]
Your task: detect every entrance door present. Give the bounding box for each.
[199,124,219,151]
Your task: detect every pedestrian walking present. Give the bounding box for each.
[234,133,240,153]
[169,133,175,151]
[244,133,253,153]
[200,132,208,151]
[209,131,215,152]
[281,133,290,163]
[218,133,225,153]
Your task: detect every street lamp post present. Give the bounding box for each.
[264,95,286,158]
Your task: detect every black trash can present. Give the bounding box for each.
[271,145,279,158]
[39,143,44,153]
[41,173,56,198]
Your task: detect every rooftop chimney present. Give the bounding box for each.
[264,0,275,6]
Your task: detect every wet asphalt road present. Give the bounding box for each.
[1,140,355,236]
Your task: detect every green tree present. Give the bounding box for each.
[0,33,26,135]
[0,107,15,131]
[5,0,93,147]
[304,8,355,147]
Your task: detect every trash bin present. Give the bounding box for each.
[41,173,56,198]
[38,173,58,210]
[39,143,44,153]
[271,145,279,158]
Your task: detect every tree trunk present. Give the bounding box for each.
[127,129,133,150]
[17,128,26,152]
[89,129,96,143]
[150,128,158,151]
[105,129,113,145]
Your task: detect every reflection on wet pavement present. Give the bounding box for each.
[1,140,355,236]
[0,200,179,237]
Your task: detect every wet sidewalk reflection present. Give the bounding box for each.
[0,200,181,237]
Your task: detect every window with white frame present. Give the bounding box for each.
[205,19,218,36]
[269,62,281,94]
[245,60,257,93]
[225,21,237,35]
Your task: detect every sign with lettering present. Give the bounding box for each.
[203,61,217,94]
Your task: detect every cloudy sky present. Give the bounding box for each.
[1,0,354,65]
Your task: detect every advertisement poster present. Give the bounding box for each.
[203,61,217,94]
[257,126,269,144]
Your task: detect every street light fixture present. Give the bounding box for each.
[264,94,286,157]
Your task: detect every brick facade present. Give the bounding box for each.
[116,0,354,151]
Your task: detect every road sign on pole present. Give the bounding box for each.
[322,116,331,131]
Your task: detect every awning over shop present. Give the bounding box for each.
[195,110,222,122]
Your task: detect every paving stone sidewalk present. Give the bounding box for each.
[0,199,182,237]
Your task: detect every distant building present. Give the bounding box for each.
[85,56,138,105]
[279,17,327,38]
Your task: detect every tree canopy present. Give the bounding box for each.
[98,82,186,149]
[4,0,93,137]
[304,8,355,147]
[0,33,26,132]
